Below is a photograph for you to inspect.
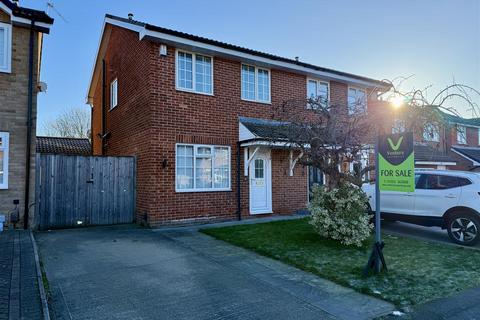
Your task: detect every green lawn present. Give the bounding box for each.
[201,218,480,307]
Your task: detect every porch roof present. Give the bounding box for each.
[239,117,304,148]
[414,144,456,165]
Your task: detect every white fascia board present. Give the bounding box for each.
[0,2,11,15]
[10,16,52,29]
[86,18,144,104]
[140,28,387,89]
[415,161,457,166]
[450,148,480,166]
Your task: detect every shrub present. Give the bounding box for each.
[309,183,373,246]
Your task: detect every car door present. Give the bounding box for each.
[414,174,463,217]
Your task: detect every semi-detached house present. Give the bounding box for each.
[87,14,391,226]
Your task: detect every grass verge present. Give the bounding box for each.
[201,218,480,307]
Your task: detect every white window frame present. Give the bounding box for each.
[241,64,271,104]
[175,143,231,192]
[0,22,12,73]
[478,129,480,146]
[423,123,440,142]
[0,132,9,189]
[306,78,329,109]
[347,86,367,115]
[457,125,467,144]
[175,49,214,96]
[110,78,118,110]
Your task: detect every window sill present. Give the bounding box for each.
[176,87,214,96]
[0,68,11,74]
[176,188,231,193]
[241,98,271,105]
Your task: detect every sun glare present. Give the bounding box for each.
[391,95,404,108]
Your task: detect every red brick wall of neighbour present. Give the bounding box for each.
[92,25,360,226]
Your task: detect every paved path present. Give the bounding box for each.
[36,225,394,320]
[0,230,44,320]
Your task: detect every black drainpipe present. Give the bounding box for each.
[101,59,106,155]
[23,21,35,229]
[236,142,242,220]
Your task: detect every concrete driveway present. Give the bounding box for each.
[36,225,393,320]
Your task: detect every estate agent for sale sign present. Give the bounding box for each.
[378,132,415,192]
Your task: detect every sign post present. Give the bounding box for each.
[364,132,414,275]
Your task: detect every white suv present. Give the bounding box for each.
[363,170,480,246]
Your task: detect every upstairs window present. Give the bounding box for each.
[348,87,367,114]
[176,50,213,94]
[110,78,118,110]
[392,119,406,134]
[241,64,270,103]
[0,22,12,73]
[307,79,329,109]
[0,132,9,189]
[423,123,440,142]
[457,125,467,144]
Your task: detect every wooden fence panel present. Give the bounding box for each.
[35,154,136,230]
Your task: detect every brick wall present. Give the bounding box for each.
[92,25,365,226]
[0,23,40,228]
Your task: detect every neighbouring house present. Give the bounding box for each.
[36,136,91,156]
[87,14,390,226]
[390,109,480,171]
[0,0,53,228]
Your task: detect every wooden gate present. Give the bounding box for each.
[35,154,136,230]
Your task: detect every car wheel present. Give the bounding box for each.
[447,212,480,246]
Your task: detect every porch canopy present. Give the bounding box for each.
[239,117,305,176]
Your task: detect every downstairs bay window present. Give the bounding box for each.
[176,144,230,192]
[0,132,9,189]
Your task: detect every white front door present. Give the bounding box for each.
[249,150,272,214]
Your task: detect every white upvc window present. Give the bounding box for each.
[478,129,480,146]
[307,78,329,109]
[423,123,440,142]
[110,78,118,110]
[176,50,213,95]
[457,125,467,144]
[0,22,12,73]
[348,87,367,114]
[392,119,406,134]
[176,144,230,192]
[0,132,9,189]
[241,64,270,103]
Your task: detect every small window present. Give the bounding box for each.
[254,159,264,179]
[307,79,329,109]
[0,132,9,189]
[457,125,467,144]
[241,64,270,103]
[392,119,406,134]
[0,22,11,73]
[348,87,367,114]
[176,50,213,94]
[110,79,118,110]
[419,174,471,190]
[423,123,440,142]
[176,144,230,191]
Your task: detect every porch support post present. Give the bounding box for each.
[244,146,260,176]
[289,150,304,176]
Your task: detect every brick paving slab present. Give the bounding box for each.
[0,231,43,320]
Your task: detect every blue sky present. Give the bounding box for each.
[21,0,479,132]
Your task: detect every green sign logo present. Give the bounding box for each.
[387,136,403,151]
[378,133,415,192]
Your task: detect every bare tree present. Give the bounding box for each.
[42,107,91,139]
[270,81,480,189]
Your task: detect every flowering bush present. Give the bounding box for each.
[309,183,373,246]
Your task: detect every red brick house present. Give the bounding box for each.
[389,108,480,171]
[87,14,391,226]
